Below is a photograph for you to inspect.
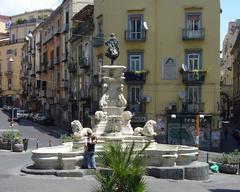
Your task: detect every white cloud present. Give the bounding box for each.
[0,0,62,16]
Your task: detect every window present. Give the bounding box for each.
[97,16,103,35]
[7,49,13,55]
[8,79,12,90]
[130,86,141,103]
[185,50,202,70]
[186,13,201,30]
[185,13,202,39]
[128,52,143,71]
[129,85,143,113]
[187,53,200,70]
[66,11,69,24]
[187,86,200,103]
[11,34,15,42]
[42,81,47,90]
[7,60,13,71]
[186,86,201,112]
[128,14,143,40]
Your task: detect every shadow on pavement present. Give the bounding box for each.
[209,189,240,192]
[17,119,69,139]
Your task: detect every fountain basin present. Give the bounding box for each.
[31,143,84,170]
[176,145,198,165]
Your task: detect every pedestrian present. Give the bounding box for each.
[84,130,97,170]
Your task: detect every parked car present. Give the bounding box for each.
[233,128,240,140]
[17,110,30,119]
[2,105,12,111]
[8,108,19,122]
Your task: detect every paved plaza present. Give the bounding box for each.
[0,110,240,192]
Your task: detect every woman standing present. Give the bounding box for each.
[85,130,97,170]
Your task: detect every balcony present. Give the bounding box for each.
[5,70,13,77]
[60,79,69,89]
[36,68,41,74]
[39,90,47,98]
[93,74,102,86]
[27,63,32,70]
[61,53,68,62]
[54,57,60,65]
[125,30,146,41]
[72,19,94,36]
[126,103,146,115]
[62,23,69,33]
[182,70,207,85]
[182,102,204,113]
[68,63,77,73]
[124,70,148,84]
[93,34,104,47]
[182,28,205,40]
[40,62,48,73]
[79,57,90,68]
[30,71,36,78]
[69,92,77,102]
[79,89,90,101]
[48,59,54,70]
[42,33,54,44]
[54,27,61,36]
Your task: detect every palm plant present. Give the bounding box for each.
[95,141,149,192]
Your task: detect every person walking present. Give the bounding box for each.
[84,130,97,170]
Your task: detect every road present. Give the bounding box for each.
[0,109,240,192]
[0,110,66,149]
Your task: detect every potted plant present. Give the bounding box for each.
[0,131,12,150]
[212,150,240,174]
[1,131,24,152]
[12,133,24,152]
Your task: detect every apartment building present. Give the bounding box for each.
[21,0,93,130]
[70,4,94,127]
[61,0,93,126]
[0,10,52,107]
[221,22,236,121]
[93,0,220,149]
[231,20,240,126]
[0,15,9,39]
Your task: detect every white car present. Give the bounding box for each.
[17,110,29,119]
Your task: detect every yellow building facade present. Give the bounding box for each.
[0,41,24,106]
[93,0,220,149]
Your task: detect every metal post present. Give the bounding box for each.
[195,113,200,160]
[36,139,39,149]
[207,152,209,163]
[10,107,14,151]
[49,140,51,147]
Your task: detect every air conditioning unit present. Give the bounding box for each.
[142,96,151,103]
[168,103,177,112]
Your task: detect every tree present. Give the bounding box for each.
[95,141,149,192]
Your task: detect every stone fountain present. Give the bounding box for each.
[22,34,209,180]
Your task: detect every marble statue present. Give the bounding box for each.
[99,83,109,108]
[71,120,92,138]
[134,120,157,137]
[117,84,127,107]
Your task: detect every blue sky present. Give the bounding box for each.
[221,0,240,49]
[0,0,238,50]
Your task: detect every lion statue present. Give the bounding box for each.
[133,120,157,137]
[71,120,92,138]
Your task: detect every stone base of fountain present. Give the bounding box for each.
[24,64,209,180]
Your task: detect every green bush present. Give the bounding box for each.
[212,150,240,165]
[60,134,81,143]
[2,131,23,144]
[95,142,149,192]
